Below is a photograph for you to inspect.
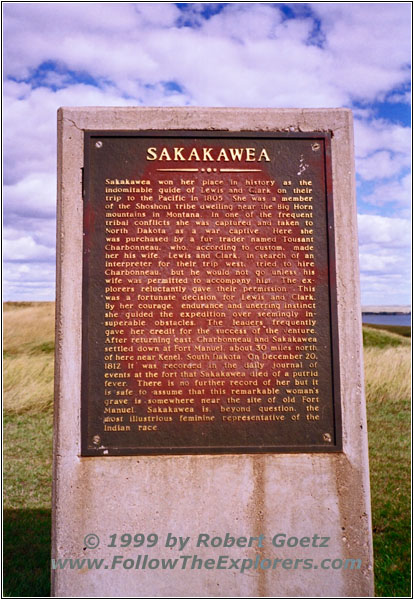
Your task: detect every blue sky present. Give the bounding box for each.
[3,2,411,305]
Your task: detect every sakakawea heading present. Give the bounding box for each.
[146,147,271,162]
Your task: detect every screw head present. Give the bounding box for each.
[323,433,332,442]
[95,141,103,148]
[92,435,101,445]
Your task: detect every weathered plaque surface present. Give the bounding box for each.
[81,131,341,455]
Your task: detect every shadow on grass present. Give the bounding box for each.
[4,509,51,597]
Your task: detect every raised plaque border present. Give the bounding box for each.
[81,130,342,455]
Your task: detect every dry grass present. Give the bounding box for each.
[364,346,411,405]
[364,344,411,596]
[3,302,55,414]
[2,303,412,596]
[3,355,55,414]
[4,302,55,356]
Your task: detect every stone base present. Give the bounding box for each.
[53,108,373,596]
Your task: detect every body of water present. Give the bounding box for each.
[362,313,411,326]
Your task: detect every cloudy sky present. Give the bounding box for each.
[3,2,411,305]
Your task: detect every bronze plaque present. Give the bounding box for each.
[81,131,341,455]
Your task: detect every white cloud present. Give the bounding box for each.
[357,151,410,181]
[3,3,181,78]
[359,272,409,306]
[4,172,57,218]
[4,81,135,184]
[312,3,411,70]
[3,261,56,300]
[387,90,411,104]
[359,252,400,273]
[354,118,411,192]
[3,235,55,262]
[2,3,411,303]
[358,214,410,248]
[354,118,411,159]
[3,3,411,108]
[361,174,411,213]
[201,4,285,40]
[4,220,56,250]
[357,214,411,304]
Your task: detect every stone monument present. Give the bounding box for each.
[53,108,373,596]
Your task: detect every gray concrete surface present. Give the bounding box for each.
[53,108,373,597]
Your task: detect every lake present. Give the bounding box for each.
[362,313,411,326]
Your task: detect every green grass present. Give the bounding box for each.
[4,508,51,597]
[362,334,411,597]
[363,325,411,349]
[3,413,53,509]
[3,414,53,597]
[3,302,54,597]
[363,325,411,595]
[363,321,411,339]
[2,304,411,596]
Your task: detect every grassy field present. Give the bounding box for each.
[3,302,411,596]
[3,302,55,415]
[362,325,411,596]
[3,303,55,596]
[363,321,411,339]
